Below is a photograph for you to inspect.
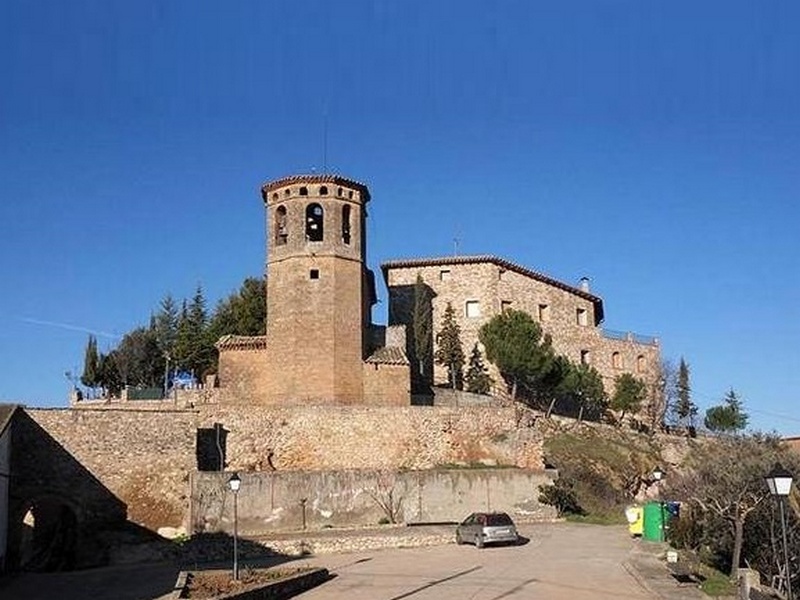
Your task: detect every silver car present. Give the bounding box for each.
[455,512,519,548]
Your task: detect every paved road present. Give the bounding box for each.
[0,523,700,600]
[295,523,673,600]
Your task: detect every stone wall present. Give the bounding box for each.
[384,259,661,394]
[0,421,10,571]
[13,404,544,534]
[191,468,556,535]
[362,363,409,406]
[217,347,270,403]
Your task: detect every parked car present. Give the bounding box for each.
[455,512,519,548]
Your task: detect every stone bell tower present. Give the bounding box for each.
[260,174,376,404]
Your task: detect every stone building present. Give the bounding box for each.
[216,174,410,406]
[381,255,661,394]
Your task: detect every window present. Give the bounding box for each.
[284,189,291,197]
[336,187,343,197]
[538,304,550,322]
[299,186,308,196]
[576,308,588,326]
[498,268,506,281]
[636,355,646,373]
[305,203,324,241]
[465,300,481,318]
[341,204,351,245]
[612,352,622,369]
[501,300,512,312]
[439,269,451,281]
[580,350,590,365]
[319,186,328,196]
[310,269,320,280]
[274,205,288,246]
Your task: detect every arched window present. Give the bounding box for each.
[299,186,309,196]
[612,352,622,369]
[342,204,351,245]
[319,186,329,196]
[275,205,288,245]
[306,203,324,241]
[636,355,646,373]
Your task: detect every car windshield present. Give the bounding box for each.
[486,513,513,526]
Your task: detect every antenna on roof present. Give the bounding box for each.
[322,100,329,174]
[453,225,462,256]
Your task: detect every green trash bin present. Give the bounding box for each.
[643,501,666,542]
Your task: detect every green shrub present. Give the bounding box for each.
[538,480,584,516]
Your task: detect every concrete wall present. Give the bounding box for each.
[191,468,556,535]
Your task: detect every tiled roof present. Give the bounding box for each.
[261,174,371,201]
[0,403,18,436]
[365,346,409,366]
[215,335,269,351]
[380,255,604,322]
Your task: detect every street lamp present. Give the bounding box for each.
[228,472,242,581]
[766,463,794,600]
[652,466,666,542]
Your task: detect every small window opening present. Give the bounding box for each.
[284,189,291,197]
[498,268,506,281]
[538,304,550,322]
[336,187,343,197]
[580,350,591,365]
[636,355,646,373]
[310,269,320,280]
[299,186,309,196]
[348,190,354,199]
[320,186,329,196]
[439,269,451,281]
[342,204,351,245]
[306,203,324,241]
[272,193,278,201]
[576,307,588,326]
[501,300,513,312]
[465,300,481,318]
[275,205,288,246]
[612,352,622,369]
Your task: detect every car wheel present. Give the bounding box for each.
[475,534,484,549]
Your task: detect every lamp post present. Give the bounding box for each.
[766,463,794,600]
[228,472,241,581]
[652,466,666,542]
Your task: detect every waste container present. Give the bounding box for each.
[643,501,666,542]
[625,505,643,536]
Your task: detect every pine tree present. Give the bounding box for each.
[464,343,493,394]
[434,302,465,389]
[705,388,748,434]
[154,294,180,357]
[675,357,698,428]
[610,373,647,425]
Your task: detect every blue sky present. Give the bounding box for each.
[1,1,798,433]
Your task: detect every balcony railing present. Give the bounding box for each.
[601,329,659,346]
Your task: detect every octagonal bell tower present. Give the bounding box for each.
[261,174,376,404]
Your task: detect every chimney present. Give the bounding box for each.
[579,277,590,292]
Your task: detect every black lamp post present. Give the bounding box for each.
[652,466,666,542]
[228,472,242,581]
[766,463,794,600]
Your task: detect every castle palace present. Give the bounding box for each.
[215,173,660,405]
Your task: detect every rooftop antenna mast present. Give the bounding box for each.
[453,226,461,256]
[322,101,329,174]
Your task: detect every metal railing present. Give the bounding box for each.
[601,329,659,346]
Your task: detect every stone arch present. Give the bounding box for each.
[305,203,324,241]
[10,493,80,571]
[274,205,288,245]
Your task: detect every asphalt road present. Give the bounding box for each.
[296,523,664,600]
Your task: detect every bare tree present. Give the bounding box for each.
[366,471,405,524]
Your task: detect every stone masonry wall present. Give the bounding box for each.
[17,404,544,533]
[386,261,660,394]
[362,363,409,406]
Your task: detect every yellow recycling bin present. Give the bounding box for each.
[625,505,643,536]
